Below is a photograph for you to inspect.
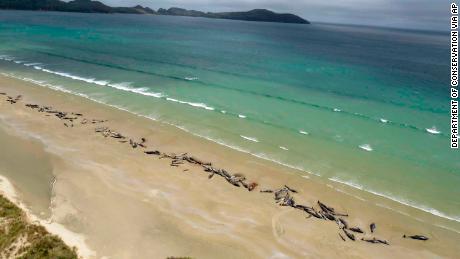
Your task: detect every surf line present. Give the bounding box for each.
[451,2,459,149]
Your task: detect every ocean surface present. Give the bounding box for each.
[0,11,458,229]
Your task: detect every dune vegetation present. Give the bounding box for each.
[0,194,78,259]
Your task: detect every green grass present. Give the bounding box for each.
[0,194,78,258]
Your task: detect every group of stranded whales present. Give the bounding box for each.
[1,91,431,246]
[261,186,390,243]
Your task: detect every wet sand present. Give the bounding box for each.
[0,123,54,219]
[0,75,459,258]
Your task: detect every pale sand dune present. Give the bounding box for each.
[0,75,459,258]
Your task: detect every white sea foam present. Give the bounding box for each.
[24,62,42,66]
[166,97,215,110]
[107,82,164,98]
[184,77,199,81]
[329,176,460,223]
[279,146,289,151]
[16,60,217,109]
[238,114,247,119]
[299,130,309,135]
[1,73,159,125]
[38,68,110,86]
[221,110,227,114]
[34,65,162,101]
[2,73,80,97]
[240,135,259,142]
[329,177,364,190]
[426,126,441,135]
[358,144,373,151]
[31,63,165,99]
[333,108,341,112]
[0,56,24,64]
[8,58,217,112]
[0,55,14,61]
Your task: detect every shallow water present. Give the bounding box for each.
[0,121,54,218]
[0,10,458,227]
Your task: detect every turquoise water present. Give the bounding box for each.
[0,11,458,227]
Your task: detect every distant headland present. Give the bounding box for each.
[157,7,309,24]
[0,0,310,24]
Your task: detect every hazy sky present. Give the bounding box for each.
[100,0,450,31]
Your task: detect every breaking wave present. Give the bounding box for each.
[426,126,441,135]
[106,82,164,98]
[0,55,449,137]
[358,144,373,152]
[4,58,220,112]
[166,97,215,110]
[240,135,259,142]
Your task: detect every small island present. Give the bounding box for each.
[0,0,310,24]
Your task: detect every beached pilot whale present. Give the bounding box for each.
[403,234,429,241]
[349,227,364,234]
[370,223,376,233]
[361,237,389,245]
[343,228,356,241]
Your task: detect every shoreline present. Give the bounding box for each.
[3,71,459,228]
[1,74,459,258]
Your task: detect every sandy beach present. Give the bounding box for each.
[0,74,459,258]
